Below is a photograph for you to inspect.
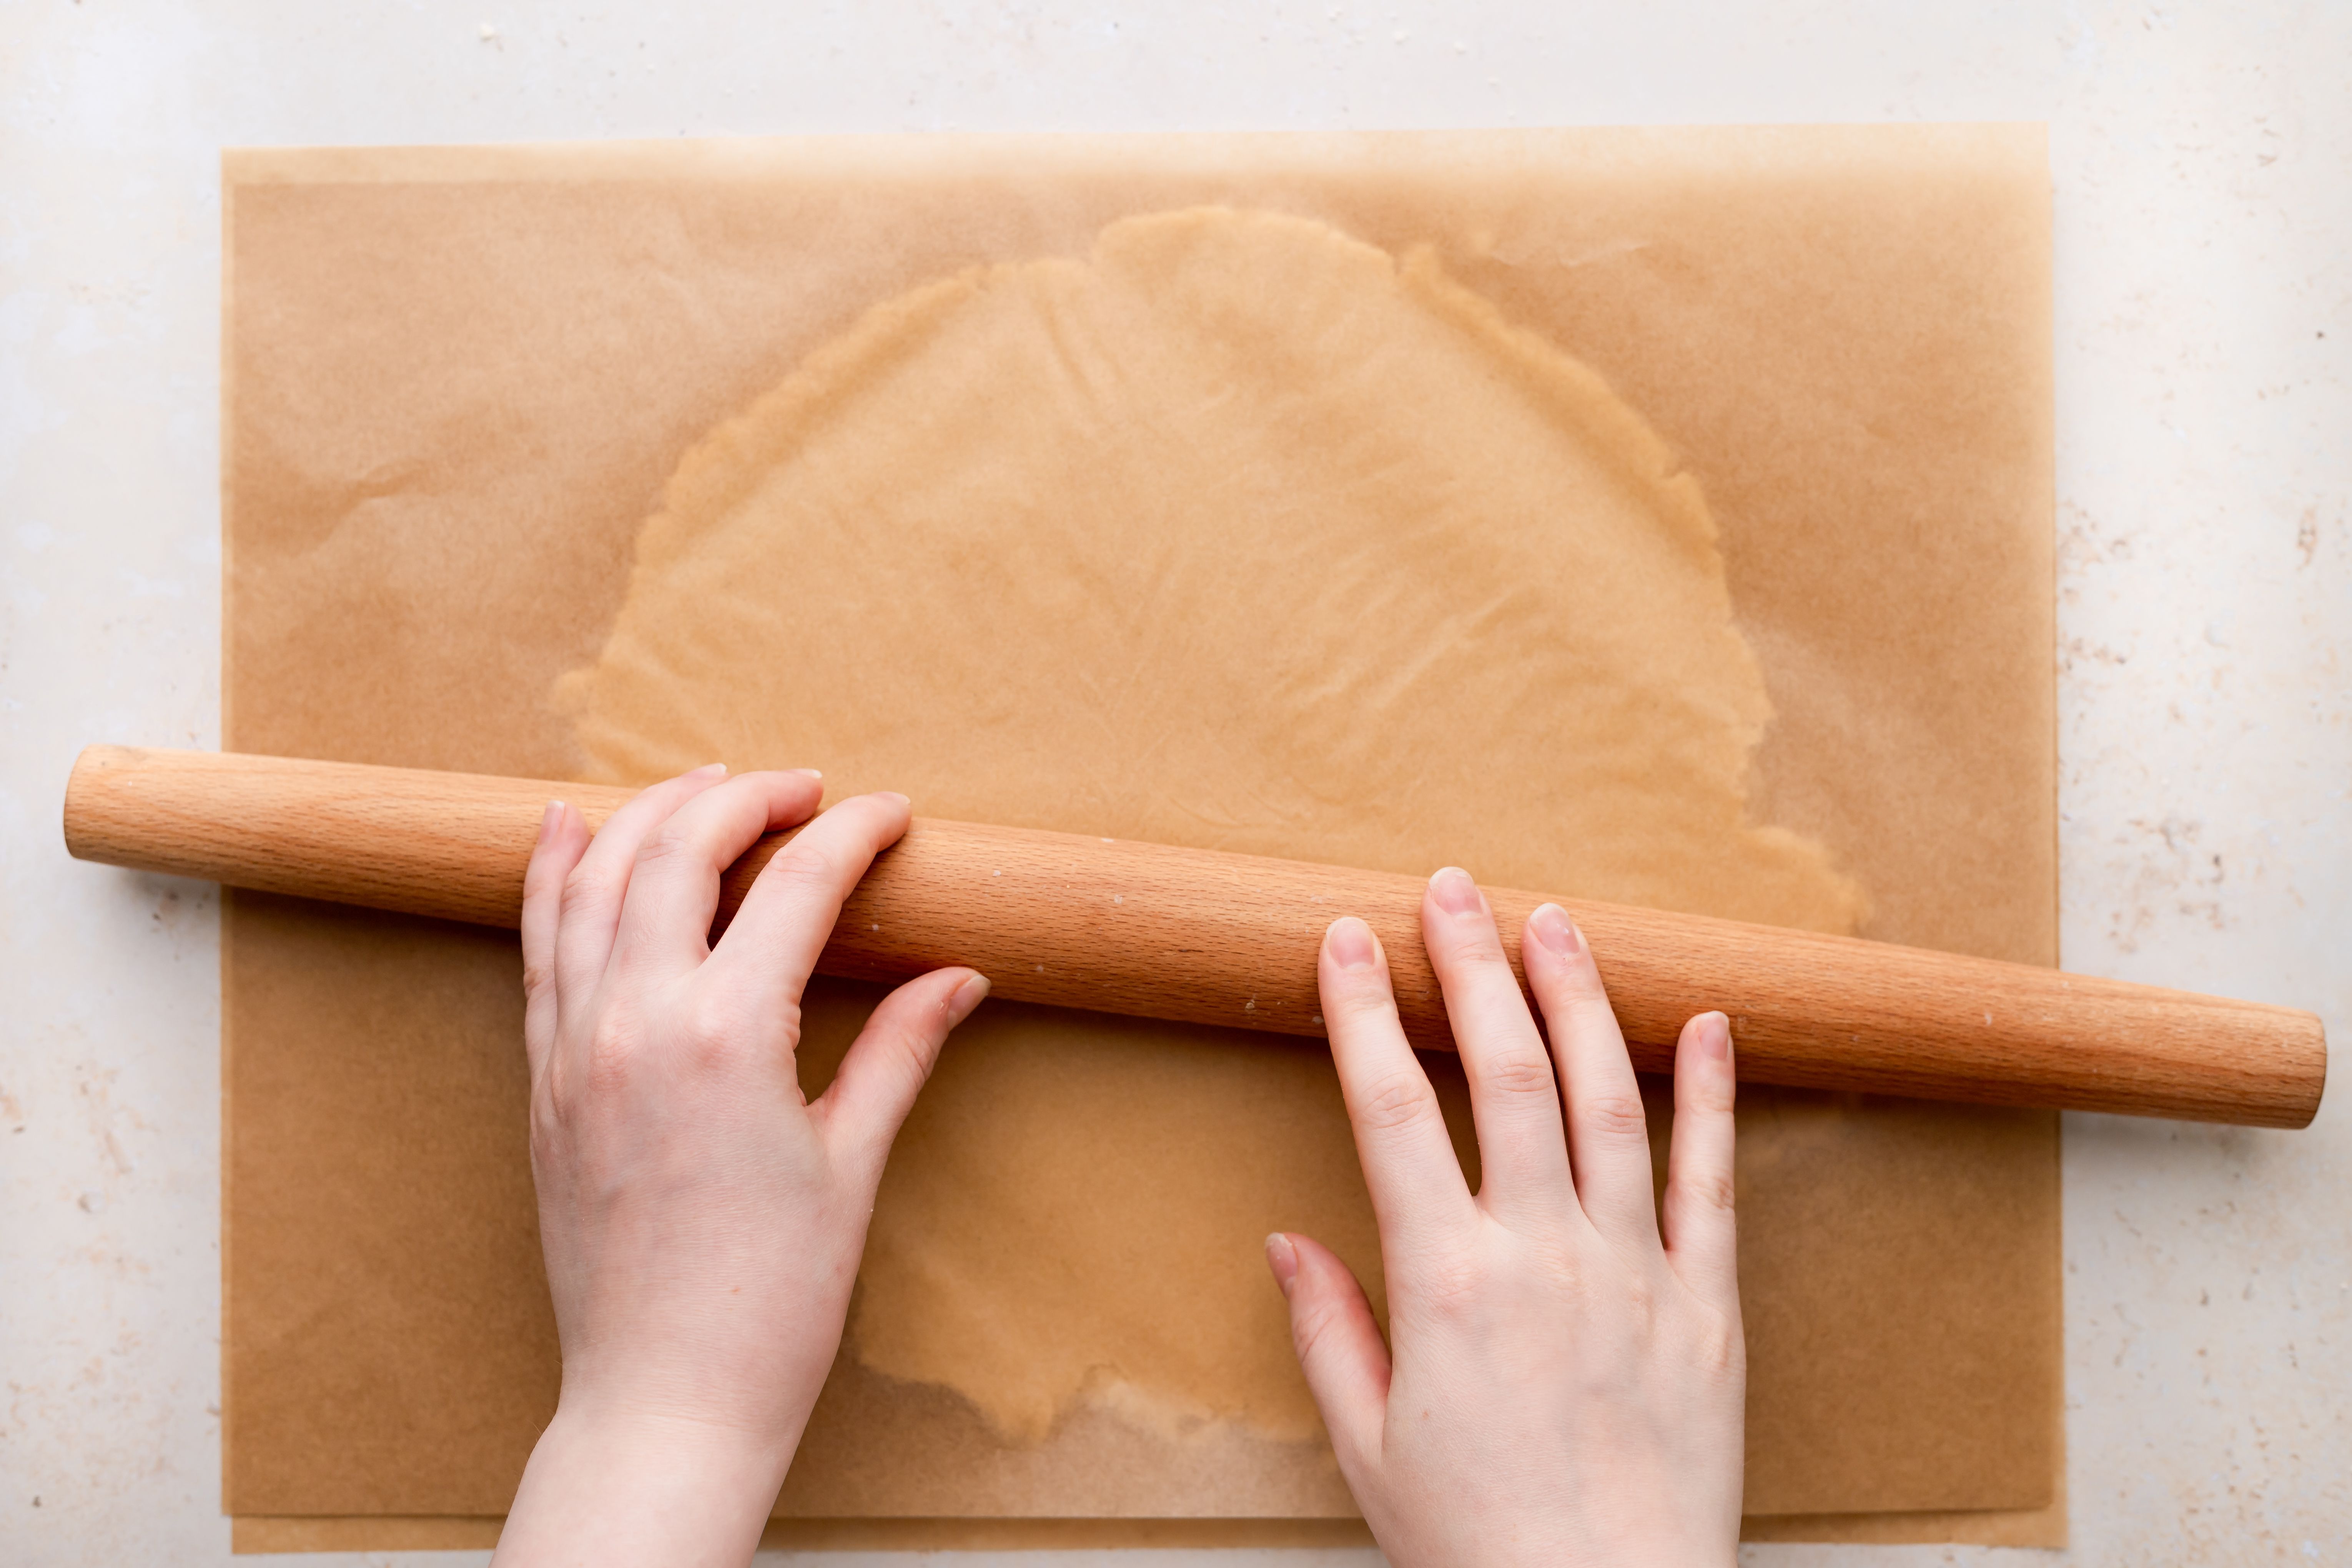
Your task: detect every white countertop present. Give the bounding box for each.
[3,3,2344,1562]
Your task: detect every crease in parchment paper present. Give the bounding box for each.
[556,205,1865,1445]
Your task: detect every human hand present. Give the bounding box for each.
[493,766,988,1568]
[1268,869,1743,1566]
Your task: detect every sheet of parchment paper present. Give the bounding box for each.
[221,127,2060,1547]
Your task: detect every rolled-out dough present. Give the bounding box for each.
[559,208,1865,1443]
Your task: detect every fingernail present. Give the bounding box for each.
[1530,902,1582,956]
[879,791,912,808]
[1698,1011,1732,1063]
[691,762,728,778]
[948,971,992,1023]
[794,768,823,780]
[539,800,564,843]
[1429,865,1484,917]
[1264,1232,1299,1297]
[1326,916,1377,971]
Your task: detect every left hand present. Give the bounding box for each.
[492,765,989,1568]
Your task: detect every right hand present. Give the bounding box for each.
[1267,868,1745,1566]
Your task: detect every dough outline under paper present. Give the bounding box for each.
[558,205,1866,1445]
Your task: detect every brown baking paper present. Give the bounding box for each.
[222,127,2059,1546]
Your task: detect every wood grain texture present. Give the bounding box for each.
[66,745,2325,1126]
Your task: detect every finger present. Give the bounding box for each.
[1663,1011,1740,1312]
[700,791,915,1020]
[1421,868,1574,1226]
[1265,1231,1389,1471]
[605,770,827,987]
[1319,916,1476,1248]
[812,967,990,1189]
[1524,902,1659,1251]
[552,764,731,1002]
[520,799,592,1081]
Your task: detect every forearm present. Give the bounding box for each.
[492,1405,794,1568]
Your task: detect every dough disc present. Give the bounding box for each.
[559,207,1863,1443]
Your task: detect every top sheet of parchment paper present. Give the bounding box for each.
[220,126,2059,1542]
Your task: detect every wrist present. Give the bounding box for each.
[494,1402,796,1566]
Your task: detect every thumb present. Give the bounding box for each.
[1265,1231,1390,1468]
[813,967,989,1188]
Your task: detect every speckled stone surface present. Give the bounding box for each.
[3,4,2344,1563]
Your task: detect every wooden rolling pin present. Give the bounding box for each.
[63,745,2325,1128]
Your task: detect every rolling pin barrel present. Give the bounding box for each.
[62,745,2327,1127]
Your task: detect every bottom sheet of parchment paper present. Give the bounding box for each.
[220,125,2059,1545]
[233,1491,2069,1553]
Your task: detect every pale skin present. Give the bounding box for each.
[493,768,1745,1567]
